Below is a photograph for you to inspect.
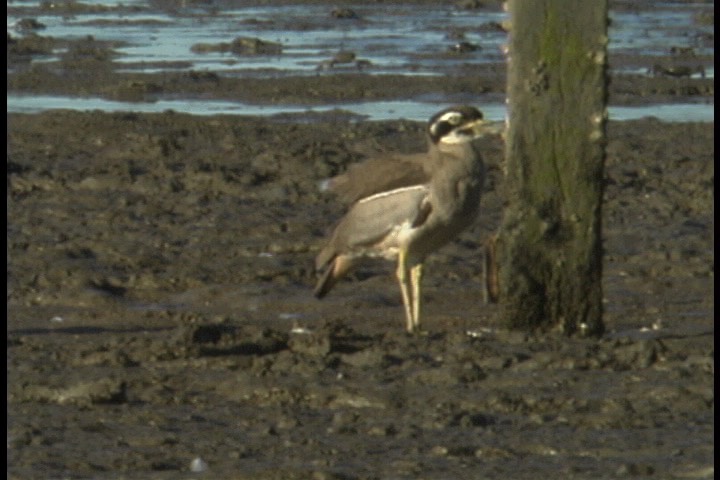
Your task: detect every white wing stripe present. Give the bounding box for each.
[358,184,428,204]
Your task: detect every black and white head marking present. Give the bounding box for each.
[427,105,484,144]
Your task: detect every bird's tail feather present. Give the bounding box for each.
[314,255,353,299]
[313,265,337,299]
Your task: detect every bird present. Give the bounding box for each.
[313,105,491,333]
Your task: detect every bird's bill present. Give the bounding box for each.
[466,118,505,138]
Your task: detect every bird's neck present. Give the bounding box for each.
[434,139,482,169]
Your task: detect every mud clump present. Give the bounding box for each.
[191,36,283,55]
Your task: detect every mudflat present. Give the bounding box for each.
[7,2,713,479]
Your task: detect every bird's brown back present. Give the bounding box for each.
[323,151,432,205]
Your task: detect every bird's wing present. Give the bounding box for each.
[322,152,431,205]
[315,185,431,269]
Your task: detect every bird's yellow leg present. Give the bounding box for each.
[410,263,423,331]
[396,248,414,333]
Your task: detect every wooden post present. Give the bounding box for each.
[497,0,608,335]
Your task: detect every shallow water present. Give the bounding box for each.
[6,0,715,120]
[8,2,508,75]
[7,93,714,122]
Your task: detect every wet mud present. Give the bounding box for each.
[7,1,714,479]
[8,111,714,479]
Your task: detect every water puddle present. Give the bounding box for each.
[7,1,714,121]
[6,93,714,122]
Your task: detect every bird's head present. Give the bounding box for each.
[427,105,488,145]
